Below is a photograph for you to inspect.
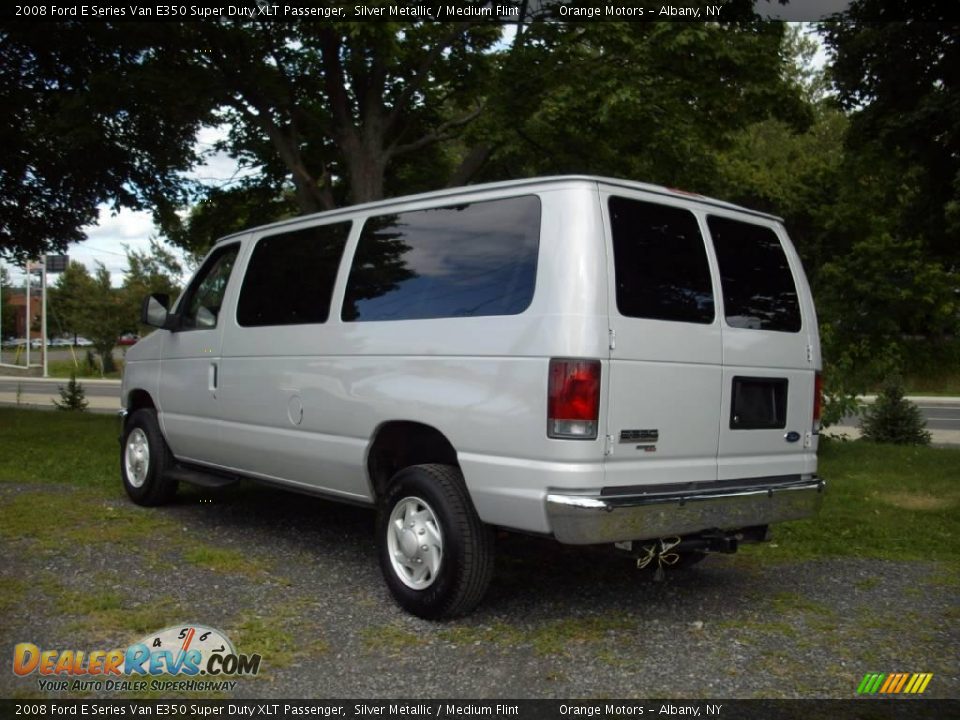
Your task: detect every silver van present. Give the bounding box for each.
[121,176,825,618]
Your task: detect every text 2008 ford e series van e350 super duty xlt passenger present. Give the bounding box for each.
[120,176,825,619]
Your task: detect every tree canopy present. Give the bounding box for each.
[0,23,210,261]
[2,9,957,403]
[821,1,960,268]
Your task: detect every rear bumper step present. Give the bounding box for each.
[546,476,825,545]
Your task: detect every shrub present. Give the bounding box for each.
[860,377,931,445]
[54,373,89,412]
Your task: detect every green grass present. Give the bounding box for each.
[231,602,328,670]
[0,406,274,563]
[183,546,266,576]
[743,439,960,563]
[0,407,119,489]
[2,406,958,569]
[47,358,124,380]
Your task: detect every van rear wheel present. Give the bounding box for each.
[377,464,494,619]
[121,409,178,506]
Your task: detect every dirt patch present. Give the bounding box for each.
[878,491,957,512]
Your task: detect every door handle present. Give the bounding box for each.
[208,362,218,394]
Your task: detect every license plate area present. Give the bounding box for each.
[730,376,787,430]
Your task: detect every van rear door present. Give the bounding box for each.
[600,187,722,490]
[705,213,818,482]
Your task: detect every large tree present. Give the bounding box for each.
[4,10,816,260]
[462,19,813,195]
[152,20,502,236]
[0,23,210,261]
[820,1,960,268]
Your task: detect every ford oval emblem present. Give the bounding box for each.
[784,431,801,443]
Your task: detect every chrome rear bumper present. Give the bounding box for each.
[546,476,825,545]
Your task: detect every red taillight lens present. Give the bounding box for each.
[813,372,824,432]
[548,359,601,440]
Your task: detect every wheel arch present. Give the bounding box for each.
[366,421,460,500]
[126,388,157,414]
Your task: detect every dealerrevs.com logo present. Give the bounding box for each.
[13,624,261,693]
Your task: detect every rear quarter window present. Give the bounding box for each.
[342,196,540,322]
[707,216,801,333]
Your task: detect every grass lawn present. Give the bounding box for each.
[1,407,957,566]
[47,358,124,380]
[747,438,960,565]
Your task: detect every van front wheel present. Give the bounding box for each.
[377,464,494,619]
[121,409,178,506]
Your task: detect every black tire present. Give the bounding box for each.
[121,409,178,506]
[377,464,494,619]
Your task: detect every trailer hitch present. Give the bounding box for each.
[634,536,682,581]
[624,528,765,580]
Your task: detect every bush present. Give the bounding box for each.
[54,373,89,412]
[860,377,930,445]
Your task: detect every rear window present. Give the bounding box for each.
[707,216,801,333]
[342,196,540,322]
[609,196,714,324]
[237,222,351,327]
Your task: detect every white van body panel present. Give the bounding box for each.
[598,184,724,490]
[122,176,822,542]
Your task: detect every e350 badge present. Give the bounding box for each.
[13,624,261,692]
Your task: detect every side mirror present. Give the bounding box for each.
[141,294,174,329]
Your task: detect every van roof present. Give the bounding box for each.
[216,175,783,244]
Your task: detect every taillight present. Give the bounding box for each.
[812,372,823,433]
[547,359,601,440]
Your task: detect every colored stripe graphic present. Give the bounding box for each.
[857,672,933,694]
[879,674,896,693]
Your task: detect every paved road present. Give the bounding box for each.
[0,377,120,398]
[841,402,960,432]
[0,376,122,412]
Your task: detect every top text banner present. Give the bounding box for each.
[6,1,941,24]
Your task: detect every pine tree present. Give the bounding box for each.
[860,377,931,445]
[54,373,88,412]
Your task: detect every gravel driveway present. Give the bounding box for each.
[1,481,957,700]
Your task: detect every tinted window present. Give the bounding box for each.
[609,196,714,324]
[178,244,239,331]
[708,216,801,332]
[237,222,350,327]
[342,196,540,322]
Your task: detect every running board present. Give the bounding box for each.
[165,466,239,489]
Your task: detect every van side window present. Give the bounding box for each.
[178,244,239,331]
[342,196,540,322]
[707,216,801,333]
[237,222,351,327]
[609,196,714,324]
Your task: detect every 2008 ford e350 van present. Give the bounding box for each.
[121,176,825,618]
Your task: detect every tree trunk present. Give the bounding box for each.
[346,143,387,205]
